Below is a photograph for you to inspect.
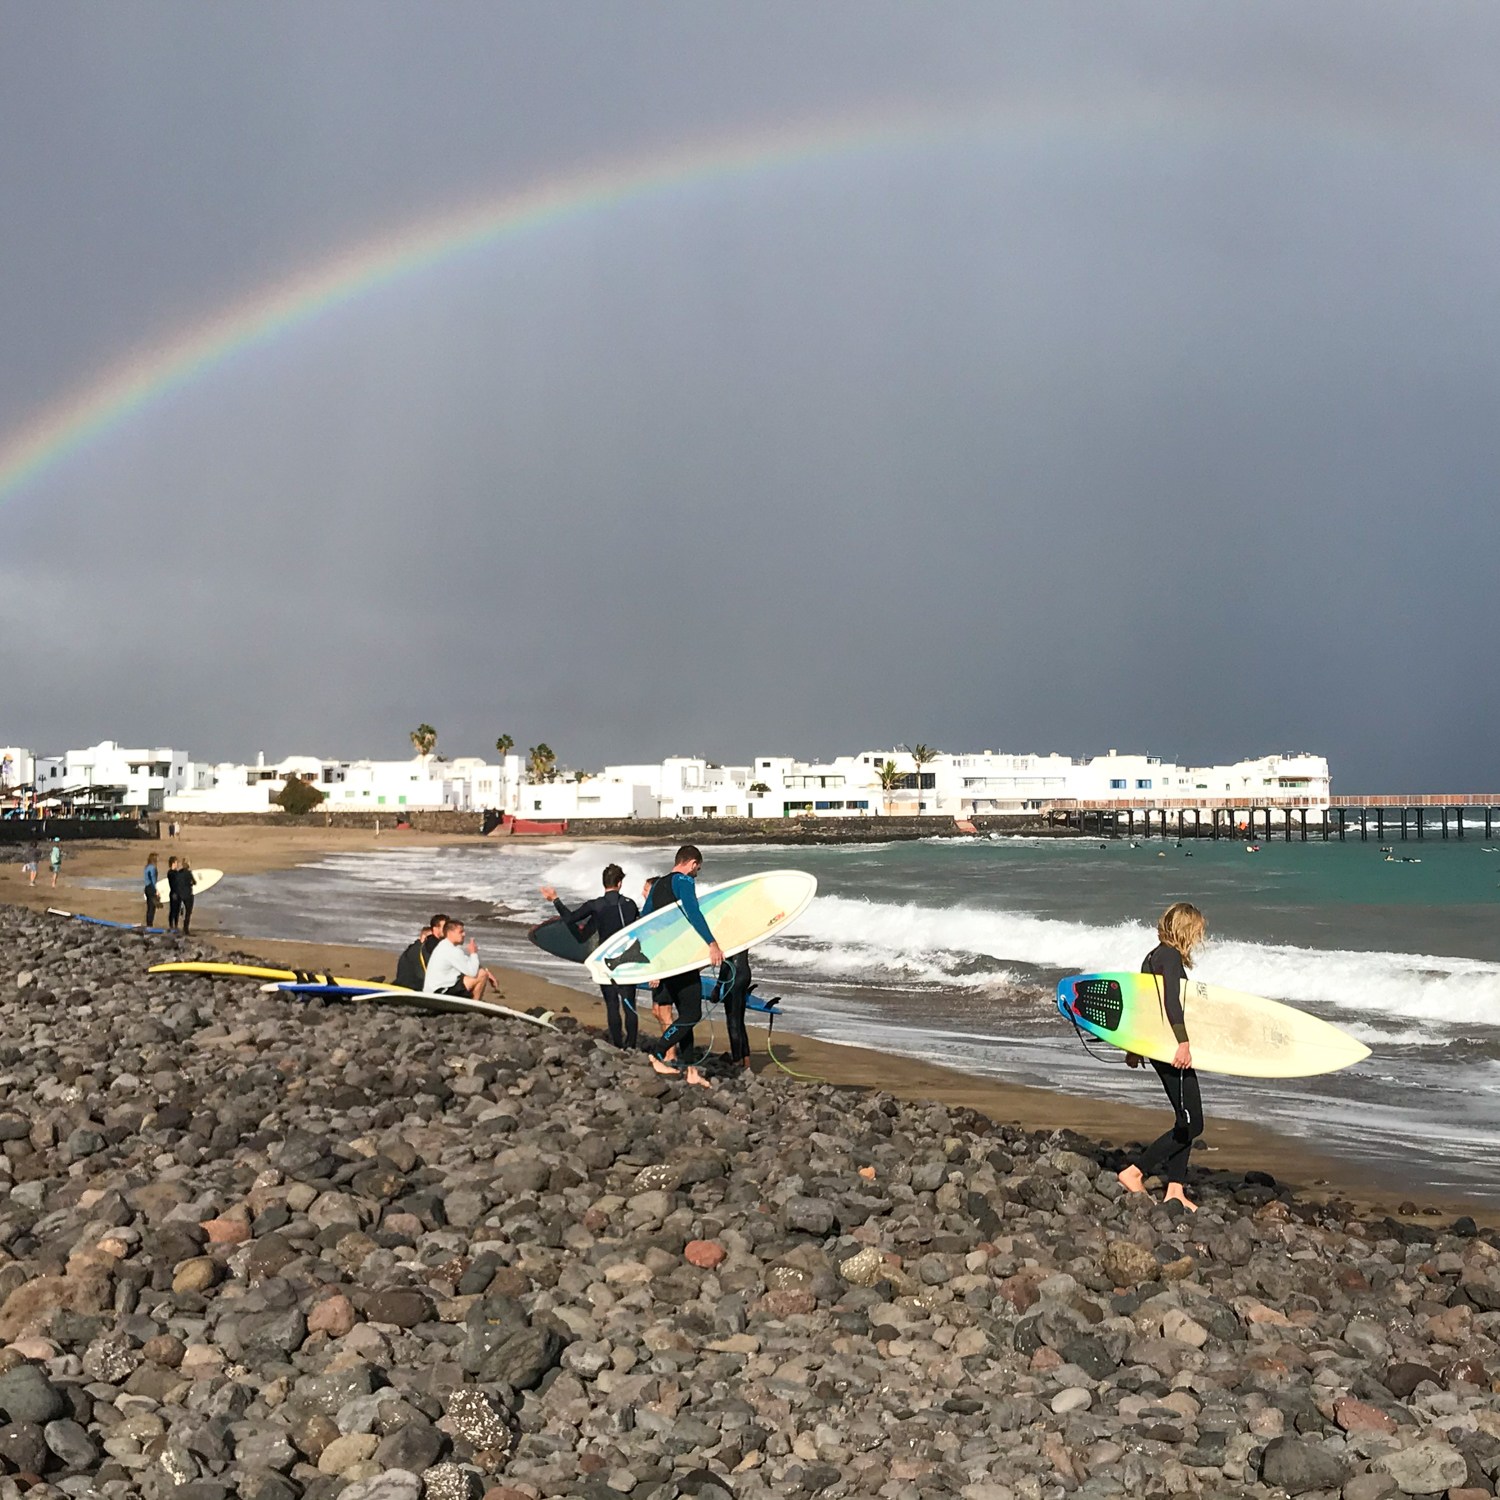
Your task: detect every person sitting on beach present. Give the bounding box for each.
[423,918,501,1001]
[541,863,640,1050]
[640,845,723,1089]
[394,921,435,991]
[1117,901,1207,1212]
[420,913,449,967]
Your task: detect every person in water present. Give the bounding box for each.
[641,845,722,1089]
[1117,901,1206,1212]
[541,863,640,1050]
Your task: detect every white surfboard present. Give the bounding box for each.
[155,867,223,902]
[585,870,816,986]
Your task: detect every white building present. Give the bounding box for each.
[21,741,194,812]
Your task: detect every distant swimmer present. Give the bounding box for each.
[1157,851,1167,858]
[1116,902,1208,1213]
[1379,846,1394,854]
[1245,845,1261,853]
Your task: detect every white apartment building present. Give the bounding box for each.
[13,741,194,812]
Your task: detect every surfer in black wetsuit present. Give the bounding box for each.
[713,950,753,1069]
[394,920,437,991]
[541,864,640,1049]
[1117,901,1206,1212]
[641,845,722,1089]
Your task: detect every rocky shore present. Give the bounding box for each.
[0,903,1498,1500]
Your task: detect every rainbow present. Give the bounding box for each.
[0,93,1479,506]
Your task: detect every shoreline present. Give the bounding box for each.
[5,825,1494,1227]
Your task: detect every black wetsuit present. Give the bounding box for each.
[166,867,183,931]
[179,869,196,935]
[716,952,752,1066]
[643,872,714,1066]
[394,939,426,992]
[552,890,640,1049]
[1132,941,1203,1187]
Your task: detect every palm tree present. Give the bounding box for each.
[527,744,557,783]
[495,734,514,760]
[911,744,938,813]
[877,759,902,815]
[410,724,437,759]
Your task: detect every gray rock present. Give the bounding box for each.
[444,1388,515,1452]
[1259,1435,1350,1496]
[1376,1441,1468,1495]
[782,1197,836,1236]
[44,1418,101,1469]
[338,1473,423,1500]
[0,1365,67,1425]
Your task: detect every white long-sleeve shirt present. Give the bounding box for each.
[424,939,479,994]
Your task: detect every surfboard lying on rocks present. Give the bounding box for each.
[1056,971,1369,1078]
[148,961,557,1029]
[49,909,164,934]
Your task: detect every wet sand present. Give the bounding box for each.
[6,825,1494,1225]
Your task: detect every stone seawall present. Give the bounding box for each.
[167,810,484,833]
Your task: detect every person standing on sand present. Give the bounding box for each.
[641,845,723,1090]
[143,853,159,929]
[178,859,197,936]
[1117,901,1207,1212]
[21,840,40,886]
[714,950,754,1070]
[48,839,62,888]
[423,918,502,1001]
[166,856,182,931]
[540,862,641,1050]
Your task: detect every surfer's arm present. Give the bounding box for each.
[671,873,716,946]
[1161,953,1189,1045]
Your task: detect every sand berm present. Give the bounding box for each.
[1,891,1500,1500]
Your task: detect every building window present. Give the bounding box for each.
[1136,779,1152,790]
[378,796,386,805]
[533,800,542,812]
[682,807,694,816]
[1110,779,1127,790]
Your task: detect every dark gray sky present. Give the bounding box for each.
[3,2,1498,788]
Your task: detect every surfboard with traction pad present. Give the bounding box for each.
[1056,971,1369,1078]
[584,870,816,986]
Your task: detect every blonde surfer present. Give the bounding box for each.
[1117,902,1206,1211]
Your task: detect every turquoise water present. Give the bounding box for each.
[210,831,1500,1200]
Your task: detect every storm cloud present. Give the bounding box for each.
[2,1,1497,787]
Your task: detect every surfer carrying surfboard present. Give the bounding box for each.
[642,846,723,1088]
[540,864,641,1050]
[1117,902,1207,1212]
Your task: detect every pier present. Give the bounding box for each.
[1045,795,1500,841]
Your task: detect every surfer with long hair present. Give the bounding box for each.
[1117,901,1207,1211]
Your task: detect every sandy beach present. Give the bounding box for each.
[4,823,1492,1225]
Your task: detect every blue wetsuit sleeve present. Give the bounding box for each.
[672,873,716,945]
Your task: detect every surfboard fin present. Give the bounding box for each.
[603,940,647,972]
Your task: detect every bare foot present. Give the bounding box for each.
[684,1066,712,1089]
[1164,1183,1198,1212]
[1117,1165,1146,1194]
[648,1056,679,1077]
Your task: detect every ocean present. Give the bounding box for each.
[208,831,1500,1201]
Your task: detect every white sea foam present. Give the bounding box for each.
[762,893,1500,1033]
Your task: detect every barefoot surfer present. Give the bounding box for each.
[641,846,723,1088]
[1117,902,1207,1211]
